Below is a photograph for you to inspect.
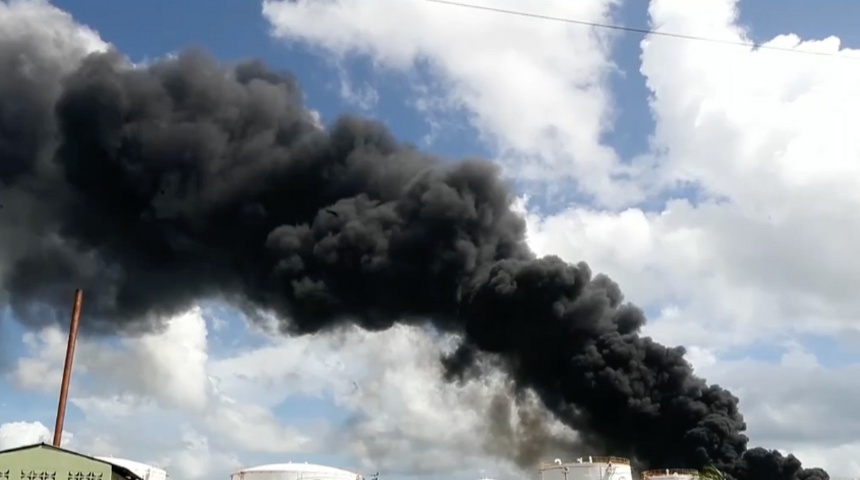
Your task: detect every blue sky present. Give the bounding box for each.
[3,0,860,479]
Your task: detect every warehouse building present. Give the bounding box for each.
[0,443,143,480]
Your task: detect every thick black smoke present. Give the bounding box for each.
[0,43,828,480]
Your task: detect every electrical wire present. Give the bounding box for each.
[424,0,859,60]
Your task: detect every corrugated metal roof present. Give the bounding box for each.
[0,443,144,480]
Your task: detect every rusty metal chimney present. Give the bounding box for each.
[53,289,82,447]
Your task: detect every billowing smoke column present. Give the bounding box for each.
[0,41,827,480]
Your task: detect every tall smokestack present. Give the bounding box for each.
[52,289,82,448]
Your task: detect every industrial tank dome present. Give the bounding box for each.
[95,457,168,480]
[232,463,363,480]
[641,469,699,480]
[539,456,632,480]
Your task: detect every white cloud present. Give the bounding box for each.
[0,421,71,450]
[161,428,241,480]
[8,308,575,479]
[261,0,632,203]
[694,344,860,475]
[13,309,209,411]
[635,0,860,346]
[9,308,297,479]
[88,308,210,411]
[211,324,578,475]
[335,63,380,111]
[0,0,108,64]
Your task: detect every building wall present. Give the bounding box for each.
[0,447,112,480]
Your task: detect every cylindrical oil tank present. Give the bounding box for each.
[231,463,363,480]
[640,469,700,480]
[96,457,169,480]
[539,456,632,480]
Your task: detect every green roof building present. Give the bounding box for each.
[0,444,143,480]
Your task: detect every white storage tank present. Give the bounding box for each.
[640,469,700,480]
[231,463,364,480]
[96,456,169,480]
[540,456,632,480]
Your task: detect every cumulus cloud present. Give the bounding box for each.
[212,323,580,475]
[0,0,107,63]
[9,306,575,479]
[14,309,209,411]
[10,308,301,478]
[696,345,860,476]
[0,421,71,450]
[642,0,860,314]
[261,0,631,203]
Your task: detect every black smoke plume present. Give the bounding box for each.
[0,41,828,480]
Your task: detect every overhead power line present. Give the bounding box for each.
[424,0,858,60]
